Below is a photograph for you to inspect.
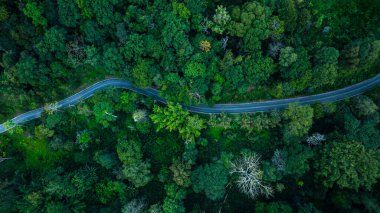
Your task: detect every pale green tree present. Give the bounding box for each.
[150,102,205,142]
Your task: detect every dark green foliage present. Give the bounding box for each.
[312,47,340,89]
[277,0,297,33]
[36,27,67,61]
[243,53,275,85]
[94,150,118,169]
[116,138,153,188]
[255,201,293,213]
[282,104,314,141]
[1,0,380,211]
[282,144,314,178]
[163,184,186,213]
[121,160,153,188]
[93,101,116,128]
[80,21,106,44]
[117,139,142,165]
[121,33,144,61]
[95,181,126,204]
[57,0,81,27]
[76,0,118,26]
[316,140,380,190]
[15,53,49,87]
[191,160,229,200]
[350,95,378,118]
[102,44,124,72]
[228,1,272,52]
[132,59,156,87]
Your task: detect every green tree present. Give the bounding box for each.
[76,0,118,26]
[312,47,339,89]
[183,61,206,79]
[36,27,67,61]
[209,5,231,34]
[132,59,155,87]
[93,101,117,128]
[151,102,188,132]
[255,201,293,213]
[22,2,47,27]
[270,16,285,40]
[121,161,153,188]
[80,21,106,44]
[243,54,275,85]
[121,33,144,61]
[94,150,118,169]
[282,104,314,141]
[350,95,378,118]
[150,102,205,142]
[102,45,124,72]
[280,48,312,93]
[161,12,193,59]
[34,125,54,140]
[228,1,271,45]
[277,0,297,32]
[316,140,380,190]
[116,139,142,165]
[0,6,9,22]
[117,138,153,188]
[95,181,126,204]
[240,112,281,132]
[170,158,192,187]
[172,1,191,19]
[76,130,91,150]
[57,0,81,27]
[281,143,314,178]
[15,53,49,87]
[343,111,380,149]
[191,160,229,200]
[279,47,297,67]
[163,184,186,213]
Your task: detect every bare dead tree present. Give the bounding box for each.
[306,133,326,146]
[105,112,118,118]
[44,102,60,114]
[189,92,201,104]
[66,36,85,67]
[271,149,286,172]
[268,42,283,58]
[201,17,210,34]
[0,157,12,164]
[122,198,147,213]
[221,36,229,50]
[230,152,273,199]
[132,110,148,123]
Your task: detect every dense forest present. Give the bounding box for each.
[0,0,380,212]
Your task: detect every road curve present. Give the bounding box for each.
[1,74,380,134]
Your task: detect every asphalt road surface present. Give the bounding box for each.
[1,74,379,134]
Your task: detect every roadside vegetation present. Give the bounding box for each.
[0,0,379,212]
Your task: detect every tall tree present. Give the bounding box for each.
[191,160,229,200]
[282,104,314,141]
[150,102,205,143]
[316,140,380,190]
[93,101,117,128]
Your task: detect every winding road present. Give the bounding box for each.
[1,74,380,134]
